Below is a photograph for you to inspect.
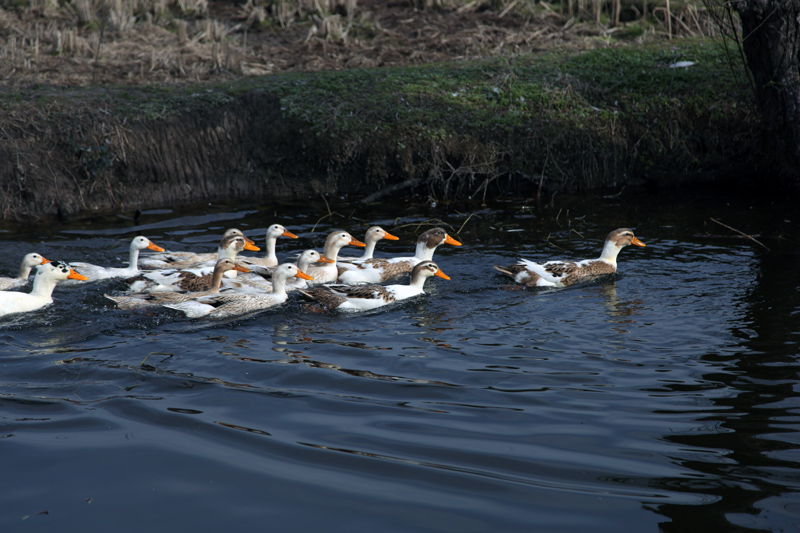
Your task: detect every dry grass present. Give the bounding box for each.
[0,0,719,86]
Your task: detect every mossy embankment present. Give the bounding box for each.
[0,38,757,222]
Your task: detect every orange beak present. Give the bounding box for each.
[383,231,399,241]
[234,264,250,273]
[243,236,256,245]
[244,242,261,251]
[349,238,366,247]
[283,230,299,239]
[317,255,336,264]
[68,268,89,281]
[444,235,462,246]
[147,242,166,252]
[295,270,314,280]
[41,257,51,264]
[434,268,450,280]
[631,237,646,247]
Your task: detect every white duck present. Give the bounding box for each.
[105,259,249,310]
[337,227,461,284]
[0,253,50,290]
[223,249,335,293]
[336,226,399,273]
[0,261,88,317]
[239,224,298,267]
[163,263,313,319]
[304,230,366,286]
[70,236,165,281]
[139,228,257,270]
[300,261,449,312]
[493,228,646,288]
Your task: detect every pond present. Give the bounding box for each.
[1,189,798,532]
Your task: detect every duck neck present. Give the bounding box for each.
[414,240,435,261]
[30,273,58,299]
[128,243,142,272]
[17,262,34,280]
[209,267,227,293]
[218,245,241,262]
[324,242,344,263]
[264,234,278,263]
[409,270,429,291]
[599,240,622,267]
[272,275,289,297]
[359,239,378,260]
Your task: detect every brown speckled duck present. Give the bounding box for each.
[494,228,645,288]
[106,258,250,310]
[301,261,449,312]
[337,227,461,284]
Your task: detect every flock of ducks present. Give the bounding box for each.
[0,226,645,319]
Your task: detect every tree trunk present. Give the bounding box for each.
[732,0,800,184]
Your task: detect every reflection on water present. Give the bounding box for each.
[1,192,799,531]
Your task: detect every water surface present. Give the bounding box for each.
[1,191,799,532]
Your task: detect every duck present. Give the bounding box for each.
[163,263,313,319]
[222,249,335,293]
[0,253,50,290]
[139,228,257,270]
[336,226,400,274]
[337,227,461,284]
[300,261,449,312]
[0,261,88,317]
[105,259,249,310]
[69,236,165,281]
[493,228,646,288]
[238,224,298,267]
[126,235,257,291]
[304,230,366,286]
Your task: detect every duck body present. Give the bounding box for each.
[70,236,164,281]
[0,253,50,291]
[337,227,461,284]
[164,263,313,318]
[0,261,87,317]
[106,259,249,310]
[494,228,646,288]
[301,261,449,312]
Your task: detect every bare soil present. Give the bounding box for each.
[1,1,645,87]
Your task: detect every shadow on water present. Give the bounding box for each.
[653,229,800,533]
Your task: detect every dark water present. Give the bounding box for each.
[1,190,799,532]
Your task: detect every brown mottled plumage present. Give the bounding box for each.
[494,228,645,288]
[301,261,450,311]
[106,259,249,310]
[337,227,461,284]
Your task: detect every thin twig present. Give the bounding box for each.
[457,212,475,235]
[141,352,172,366]
[710,218,770,251]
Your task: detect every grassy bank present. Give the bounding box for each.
[0,36,756,220]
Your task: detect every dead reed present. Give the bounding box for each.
[0,0,718,86]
